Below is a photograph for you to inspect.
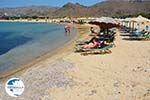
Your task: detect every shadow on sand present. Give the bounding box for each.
[122,38,145,41]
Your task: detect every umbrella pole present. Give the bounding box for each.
[129,22,131,32]
[132,21,135,33]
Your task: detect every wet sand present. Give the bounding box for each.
[0,24,150,100]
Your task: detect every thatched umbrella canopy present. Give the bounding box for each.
[122,18,133,28]
[130,15,150,31]
[131,15,150,23]
[89,22,118,29]
[89,17,120,31]
[95,17,117,24]
[89,17,120,34]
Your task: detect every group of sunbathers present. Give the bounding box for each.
[80,27,106,49]
[81,37,104,49]
[75,26,116,54]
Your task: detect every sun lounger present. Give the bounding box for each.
[76,33,116,46]
[75,44,113,55]
[129,32,150,40]
[130,30,146,37]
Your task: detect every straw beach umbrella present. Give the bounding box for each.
[131,15,150,31]
[89,17,119,28]
[89,17,119,34]
[132,15,150,23]
[123,17,132,28]
[95,17,118,24]
[121,17,136,32]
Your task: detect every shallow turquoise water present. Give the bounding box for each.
[0,22,76,74]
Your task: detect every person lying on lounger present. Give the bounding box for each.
[82,38,102,49]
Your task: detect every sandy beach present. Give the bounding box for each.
[0,24,150,100]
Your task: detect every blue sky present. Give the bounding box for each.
[0,0,105,8]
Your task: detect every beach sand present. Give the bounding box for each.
[0,24,150,100]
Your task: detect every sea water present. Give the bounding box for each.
[0,22,76,74]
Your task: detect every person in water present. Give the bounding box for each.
[64,25,71,35]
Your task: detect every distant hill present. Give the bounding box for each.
[0,6,58,17]
[0,1,150,18]
[53,0,150,17]
[89,0,150,17]
[52,3,89,17]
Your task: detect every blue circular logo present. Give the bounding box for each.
[5,78,25,97]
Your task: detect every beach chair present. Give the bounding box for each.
[130,30,146,37]
[129,31,150,40]
[76,32,116,46]
[75,44,113,55]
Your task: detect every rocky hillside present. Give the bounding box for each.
[0,0,150,18]
[90,0,150,17]
[52,3,89,17]
[0,6,58,17]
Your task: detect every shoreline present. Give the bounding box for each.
[0,24,80,79]
[0,23,150,99]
